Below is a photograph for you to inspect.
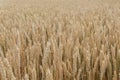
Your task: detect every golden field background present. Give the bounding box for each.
[0,0,120,80]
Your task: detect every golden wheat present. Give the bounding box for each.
[0,0,120,80]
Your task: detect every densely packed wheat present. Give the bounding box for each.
[0,0,120,80]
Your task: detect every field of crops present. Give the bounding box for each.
[0,0,120,80]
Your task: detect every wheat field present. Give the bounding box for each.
[0,0,120,80]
